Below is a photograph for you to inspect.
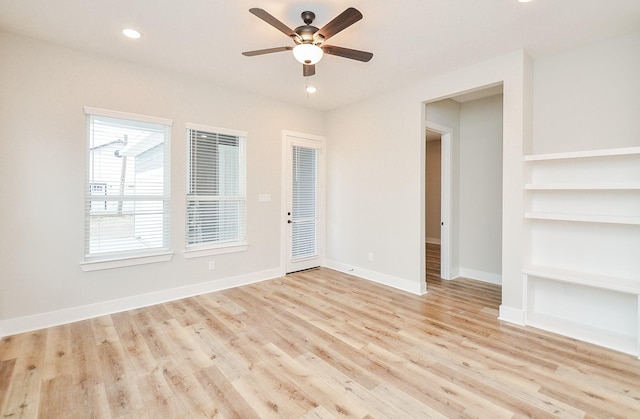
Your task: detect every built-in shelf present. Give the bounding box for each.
[523,146,640,357]
[525,146,640,161]
[523,265,640,295]
[525,183,640,190]
[525,212,640,225]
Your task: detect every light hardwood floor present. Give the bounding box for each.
[2,268,639,418]
[426,242,441,280]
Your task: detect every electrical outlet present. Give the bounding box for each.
[368,252,374,261]
[208,260,216,270]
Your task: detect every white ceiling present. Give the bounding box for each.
[1,0,638,111]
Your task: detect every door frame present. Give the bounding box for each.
[280,130,326,274]
[425,121,453,280]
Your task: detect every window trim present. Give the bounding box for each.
[185,122,248,253]
[80,251,174,272]
[182,243,248,259]
[83,107,173,270]
[84,107,173,127]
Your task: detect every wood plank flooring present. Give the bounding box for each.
[2,268,640,418]
[426,242,441,279]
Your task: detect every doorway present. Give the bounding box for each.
[282,130,326,274]
[425,123,453,281]
[424,85,504,286]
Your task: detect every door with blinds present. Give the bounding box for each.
[284,132,325,273]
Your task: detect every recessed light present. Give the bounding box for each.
[518,0,532,3]
[306,86,317,94]
[123,28,141,39]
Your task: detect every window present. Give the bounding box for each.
[84,107,172,261]
[186,124,246,251]
[291,145,318,259]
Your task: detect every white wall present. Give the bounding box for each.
[0,32,325,333]
[458,95,503,283]
[533,32,640,153]
[324,88,424,293]
[326,50,530,308]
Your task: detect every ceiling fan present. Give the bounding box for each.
[242,7,373,77]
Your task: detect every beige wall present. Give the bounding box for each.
[425,138,441,243]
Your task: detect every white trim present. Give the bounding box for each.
[282,129,326,143]
[498,305,525,325]
[524,146,640,161]
[183,243,249,259]
[80,251,174,271]
[324,259,425,296]
[525,314,637,356]
[524,265,640,295]
[282,130,327,274]
[280,133,288,274]
[0,267,282,338]
[84,106,173,126]
[185,122,247,138]
[525,212,640,225]
[458,267,502,285]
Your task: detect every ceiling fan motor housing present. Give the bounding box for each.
[301,11,315,25]
[294,29,319,44]
[293,11,323,44]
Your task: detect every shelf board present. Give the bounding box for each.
[525,212,640,225]
[525,183,640,190]
[523,265,640,294]
[526,312,637,356]
[525,146,640,162]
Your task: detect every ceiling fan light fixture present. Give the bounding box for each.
[293,44,323,65]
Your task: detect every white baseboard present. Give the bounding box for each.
[458,267,502,285]
[425,237,441,245]
[498,305,526,325]
[0,267,283,338]
[324,259,425,295]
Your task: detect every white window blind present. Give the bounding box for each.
[85,108,171,258]
[292,145,318,260]
[186,125,246,248]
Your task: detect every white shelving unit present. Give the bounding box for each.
[523,147,640,357]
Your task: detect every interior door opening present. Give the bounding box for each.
[425,123,452,282]
[424,85,504,287]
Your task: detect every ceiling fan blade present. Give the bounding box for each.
[303,64,316,77]
[316,7,363,41]
[242,46,293,57]
[249,8,297,39]
[322,45,373,62]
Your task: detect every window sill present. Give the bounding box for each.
[80,251,174,272]
[183,242,248,259]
